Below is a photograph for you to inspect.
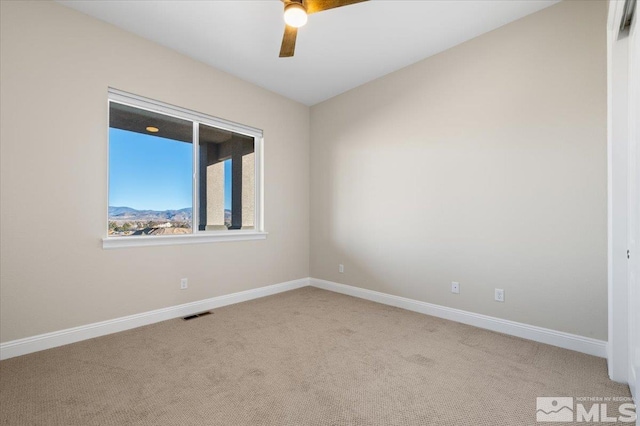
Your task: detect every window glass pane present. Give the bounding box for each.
[108,102,193,236]
[198,123,255,231]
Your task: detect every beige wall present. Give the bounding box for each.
[310,0,608,339]
[1,0,609,345]
[0,1,310,342]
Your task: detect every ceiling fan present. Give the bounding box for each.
[279,0,368,57]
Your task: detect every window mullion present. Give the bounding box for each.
[193,121,199,234]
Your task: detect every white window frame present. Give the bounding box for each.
[103,88,266,249]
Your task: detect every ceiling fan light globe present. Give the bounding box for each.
[284,3,308,28]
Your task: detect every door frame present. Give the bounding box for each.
[607,0,639,403]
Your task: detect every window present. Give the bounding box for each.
[104,89,265,248]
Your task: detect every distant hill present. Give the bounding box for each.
[109,206,232,223]
[109,206,192,222]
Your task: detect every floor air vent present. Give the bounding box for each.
[183,311,212,321]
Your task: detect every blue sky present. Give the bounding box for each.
[109,128,232,211]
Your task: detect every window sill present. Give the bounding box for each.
[102,231,268,249]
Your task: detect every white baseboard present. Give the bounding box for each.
[1,277,608,361]
[0,278,309,360]
[310,278,607,358]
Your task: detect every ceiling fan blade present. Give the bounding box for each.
[305,0,368,15]
[279,25,298,57]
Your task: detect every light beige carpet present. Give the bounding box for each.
[0,287,632,425]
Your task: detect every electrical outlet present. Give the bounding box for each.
[339,264,344,273]
[180,278,188,290]
[451,282,460,294]
[495,288,504,302]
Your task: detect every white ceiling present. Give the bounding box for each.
[58,0,559,106]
